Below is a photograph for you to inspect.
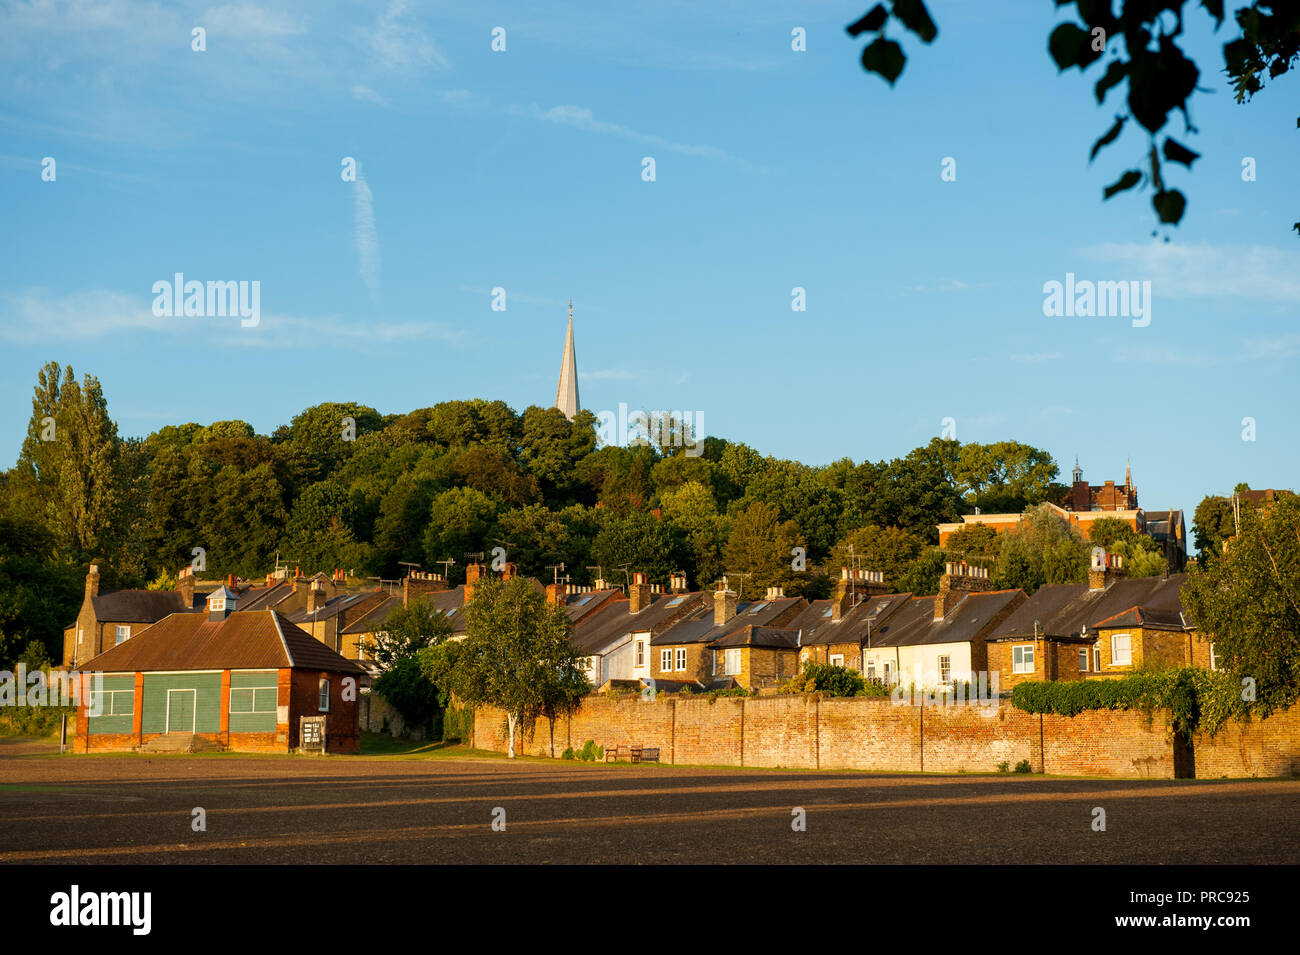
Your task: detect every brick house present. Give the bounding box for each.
[862,564,1025,690]
[62,564,206,668]
[988,556,1198,687]
[73,587,364,754]
[565,574,698,688]
[784,569,906,672]
[649,583,806,689]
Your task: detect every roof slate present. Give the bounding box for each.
[989,575,1190,640]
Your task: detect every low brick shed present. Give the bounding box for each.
[470,695,1300,779]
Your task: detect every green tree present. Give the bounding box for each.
[590,509,685,585]
[1183,493,1300,716]
[827,524,926,588]
[422,487,500,569]
[370,601,454,671]
[992,504,1090,595]
[722,501,804,597]
[943,522,1001,564]
[444,576,588,757]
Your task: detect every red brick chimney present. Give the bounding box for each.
[500,562,517,582]
[545,582,566,607]
[668,571,688,593]
[464,562,485,603]
[403,571,447,607]
[628,571,652,613]
[1089,550,1125,591]
[176,565,194,608]
[714,580,738,626]
[934,562,990,621]
[306,581,326,614]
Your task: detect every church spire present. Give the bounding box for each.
[555,299,579,421]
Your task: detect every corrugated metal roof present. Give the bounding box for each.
[80,609,364,674]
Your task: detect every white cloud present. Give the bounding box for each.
[360,0,449,72]
[1081,241,1300,303]
[350,84,389,107]
[202,4,306,38]
[0,287,459,346]
[526,103,748,167]
[352,169,381,298]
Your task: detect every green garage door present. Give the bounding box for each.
[166,688,196,733]
[142,673,221,734]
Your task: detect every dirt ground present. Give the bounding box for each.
[1,740,1296,864]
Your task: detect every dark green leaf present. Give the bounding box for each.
[846,4,889,36]
[1090,115,1126,162]
[1162,137,1200,168]
[1103,170,1142,199]
[1153,189,1186,224]
[861,36,906,85]
[1094,59,1128,102]
[1049,23,1090,70]
[892,0,938,44]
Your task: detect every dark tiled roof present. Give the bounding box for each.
[1092,605,1187,631]
[989,575,1190,641]
[339,586,466,635]
[81,610,364,674]
[235,581,294,611]
[90,590,188,624]
[564,590,621,623]
[287,590,384,624]
[869,591,1024,649]
[572,592,706,655]
[785,594,912,647]
[650,597,803,647]
[708,625,801,650]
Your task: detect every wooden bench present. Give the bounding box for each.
[605,744,661,763]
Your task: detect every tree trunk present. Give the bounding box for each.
[507,712,517,758]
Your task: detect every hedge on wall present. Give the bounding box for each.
[1010,668,1249,737]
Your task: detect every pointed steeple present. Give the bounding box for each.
[1125,458,1132,489]
[555,299,580,421]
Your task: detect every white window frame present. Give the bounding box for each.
[675,648,687,671]
[830,654,845,668]
[1012,645,1035,674]
[866,661,877,681]
[229,687,277,714]
[1093,647,1101,672]
[318,677,331,712]
[1111,633,1132,667]
[1078,648,1089,672]
[660,649,672,673]
[635,640,644,667]
[114,625,130,645]
[938,655,951,684]
[1209,643,1217,671]
[724,648,741,676]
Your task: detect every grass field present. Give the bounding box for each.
[1,736,1296,864]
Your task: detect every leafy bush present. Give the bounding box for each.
[1010,668,1248,736]
[997,761,1010,773]
[781,661,868,697]
[373,655,442,734]
[1014,759,1032,774]
[561,746,575,760]
[575,739,603,761]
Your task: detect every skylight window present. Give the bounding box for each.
[822,608,833,617]
[665,596,685,607]
[572,596,592,607]
[748,602,768,613]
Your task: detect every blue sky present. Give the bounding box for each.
[1,0,1296,519]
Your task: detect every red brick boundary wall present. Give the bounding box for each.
[470,696,1300,779]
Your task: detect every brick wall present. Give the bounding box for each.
[469,695,1299,779]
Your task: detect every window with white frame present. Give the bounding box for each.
[675,648,687,671]
[1093,647,1101,672]
[1078,649,1089,672]
[229,687,277,713]
[724,648,741,675]
[830,654,844,667]
[660,649,672,672]
[1012,645,1035,674]
[636,641,644,667]
[938,655,951,684]
[1111,633,1132,666]
[317,678,330,712]
[1209,643,1218,671]
[115,625,130,645]
[866,661,877,681]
